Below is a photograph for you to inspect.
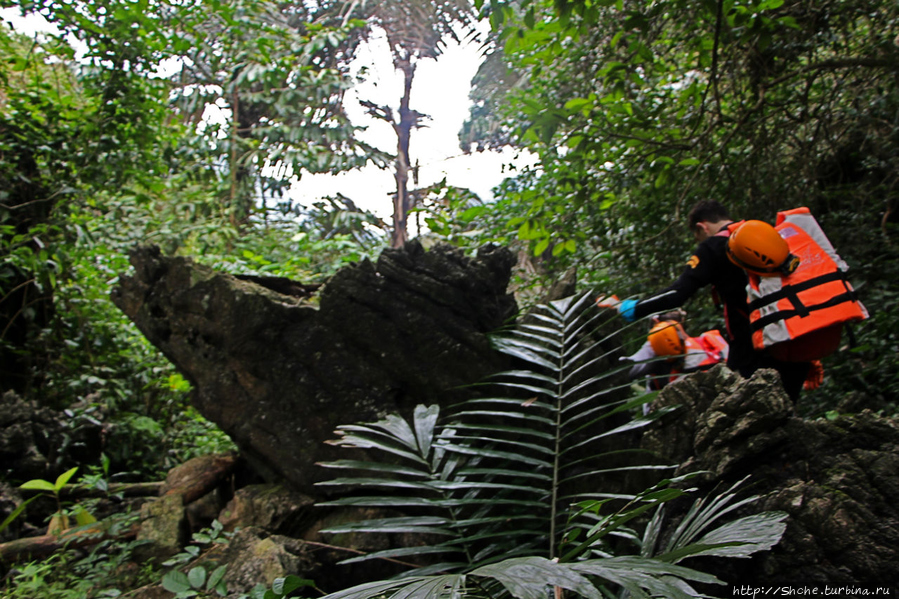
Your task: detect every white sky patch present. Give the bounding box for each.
[293,28,537,218]
[1,8,58,36]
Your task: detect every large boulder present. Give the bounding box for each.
[111,242,516,495]
[642,365,899,586]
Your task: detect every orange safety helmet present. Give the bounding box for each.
[726,220,800,277]
[648,321,686,358]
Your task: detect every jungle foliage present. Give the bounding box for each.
[314,294,787,599]
[0,0,391,480]
[440,0,899,416]
[0,0,897,595]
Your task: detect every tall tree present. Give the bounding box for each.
[345,0,478,247]
[169,0,389,230]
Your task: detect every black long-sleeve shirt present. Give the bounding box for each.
[632,234,755,375]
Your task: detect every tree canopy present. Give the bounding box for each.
[446,0,899,412]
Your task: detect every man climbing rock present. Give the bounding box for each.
[624,312,728,394]
[599,200,811,401]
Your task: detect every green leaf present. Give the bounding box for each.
[472,557,602,599]
[385,574,465,599]
[161,570,193,594]
[319,577,433,599]
[0,496,39,534]
[322,515,455,536]
[659,512,788,562]
[412,404,439,459]
[317,460,431,478]
[72,504,97,526]
[336,544,461,566]
[19,480,57,493]
[653,168,669,189]
[563,98,591,111]
[187,566,206,589]
[571,556,722,597]
[272,575,315,596]
[326,430,428,465]
[206,565,227,591]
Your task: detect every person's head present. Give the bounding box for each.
[688,200,731,243]
[648,321,687,359]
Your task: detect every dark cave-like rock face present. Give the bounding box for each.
[111,241,516,495]
[643,365,899,586]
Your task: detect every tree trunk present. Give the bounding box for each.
[161,453,239,504]
[390,59,417,248]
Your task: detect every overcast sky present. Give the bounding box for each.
[291,29,535,218]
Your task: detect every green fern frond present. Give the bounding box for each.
[316,292,786,598]
[643,476,789,564]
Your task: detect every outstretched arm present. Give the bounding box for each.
[630,243,716,321]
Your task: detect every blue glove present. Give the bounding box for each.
[618,299,638,322]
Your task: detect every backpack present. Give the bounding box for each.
[695,329,729,364]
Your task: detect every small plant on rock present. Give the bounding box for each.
[19,467,96,534]
[163,519,233,566]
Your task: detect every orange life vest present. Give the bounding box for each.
[671,330,729,381]
[695,329,729,366]
[745,207,868,362]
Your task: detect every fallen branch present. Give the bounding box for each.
[0,521,139,563]
[161,453,238,505]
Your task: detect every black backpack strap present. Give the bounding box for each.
[748,271,859,324]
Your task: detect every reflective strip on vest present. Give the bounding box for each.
[747,207,869,350]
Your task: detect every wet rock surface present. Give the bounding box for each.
[642,365,899,586]
[111,242,516,495]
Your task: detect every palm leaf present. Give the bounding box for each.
[320,575,463,599]
[320,554,723,599]
[316,292,786,597]
[471,556,602,599]
[443,292,674,560]
[643,476,789,564]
